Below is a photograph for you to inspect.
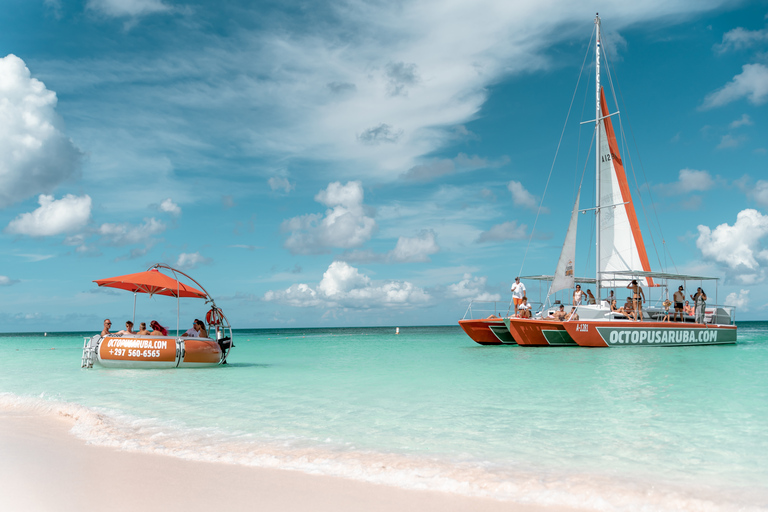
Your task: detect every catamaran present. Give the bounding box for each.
[81,264,234,368]
[504,14,737,347]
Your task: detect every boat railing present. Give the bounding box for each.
[462,300,514,320]
[613,304,736,325]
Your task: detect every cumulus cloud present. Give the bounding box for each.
[476,221,527,243]
[5,194,91,236]
[158,198,181,216]
[268,176,295,193]
[748,180,768,208]
[656,169,718,195]
[0,276,20,286]
[175,252,212,270]
[0,55,82,208]
[714,27,768,54]
[725,289,750,310]
[508,180,540,210]
[447,273,501,302]
[697,209,768,284]
[701,63,768,109]
[282,181,376,254]
[86,0,171,18]
[389,230,440,262]
[98,217,165,245]
[264,261,430,309]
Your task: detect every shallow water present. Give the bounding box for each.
[2,324,767,511]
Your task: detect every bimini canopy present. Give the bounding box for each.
[93,268,207,299]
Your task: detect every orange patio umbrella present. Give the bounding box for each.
[93,268,207,299]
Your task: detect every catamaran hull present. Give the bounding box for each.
[459,319,516,345]
[505,318,576,346]
[91,335,222,368]
[561,322,737,347]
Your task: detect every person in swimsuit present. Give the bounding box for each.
[586,289,596,305]
[673,286,685,322]
[568,307,579,321]
[518,297,531,318]
[626,280,645,322]
[117,321,136,335]
[101,319,112,336]
[136,322,150,335]
[553,304,568,321]
[573,284,583,306]
[684,301,694,316]
[510,277,526,317]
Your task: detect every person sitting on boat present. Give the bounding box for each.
[621,297,635,320]
[684,301,694,317]
[517,297,531,318]
[610,299,620,312]
[195,319,209,338]
[136,322,150,335]
[510,277,526,317]
[553,304,568,321]
[573,284,583,305]
[673,286,686,322]
[691,288,707,324]
[150,320,168,336]
[101,319,112,336]
[626,280,645,322]
[568,307,579,321]
[182,320,200,337]
[117,321,136,335]
[586,289,596,305]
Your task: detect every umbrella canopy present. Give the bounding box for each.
[93,269,207,299]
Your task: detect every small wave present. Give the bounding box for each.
[0,392,764,512]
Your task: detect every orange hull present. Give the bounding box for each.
[458,319,515,345]
[95,335,222,368]
[561,321,738,347]
[505,318,576,346]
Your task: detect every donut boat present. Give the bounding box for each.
[81,264,233,369]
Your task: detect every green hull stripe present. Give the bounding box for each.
[596,326,737,346]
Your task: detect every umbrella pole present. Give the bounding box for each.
[133,293,137,325]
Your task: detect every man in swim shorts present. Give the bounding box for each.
[673,286,685,322]
[510,277,526,317]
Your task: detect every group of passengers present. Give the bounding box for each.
[101,318,209,338]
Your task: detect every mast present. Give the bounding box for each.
[594,13,602,300]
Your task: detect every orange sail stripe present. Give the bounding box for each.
[600,88,654,286]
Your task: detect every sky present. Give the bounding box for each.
[0,0,767,332]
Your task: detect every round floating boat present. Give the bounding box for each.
[81,264,233,369]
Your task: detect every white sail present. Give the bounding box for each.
[549,188,580,295]
[597,88,654,287]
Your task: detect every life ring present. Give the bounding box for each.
[206,307,223,326]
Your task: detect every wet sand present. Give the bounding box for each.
[0,410,576,512]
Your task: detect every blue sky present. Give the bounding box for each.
[1,0,767,332]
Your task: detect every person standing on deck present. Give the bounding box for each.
[573,284,584,306]
[673,286,686,322]
[627,280,645,322]
[692,288,707,324]
[510,277,526,317]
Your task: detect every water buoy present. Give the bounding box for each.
[395,327,400,335]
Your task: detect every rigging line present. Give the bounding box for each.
[517,25,596,277]
[601,35,670,273]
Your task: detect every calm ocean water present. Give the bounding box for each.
[1,324,767,511]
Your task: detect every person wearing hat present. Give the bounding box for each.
[510,277,526,317]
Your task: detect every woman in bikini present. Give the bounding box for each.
[626,280,645,321]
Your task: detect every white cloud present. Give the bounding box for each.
[507,180,539,210]
[264,261,430,309]
[476,221,527,243]
[159,198,181,216]
[697,209,768,283]
[749,180,768,208]
[717,134,744,149]
[714,27,768,54]
[0,55,82,208]
[401,153,506,181]
[98,217,165,245]
[729,114,753,129]
[447,273,501,302]
[725,289,750,310]
[658,169,717,195]
[5,194,91,236]
[389,230,440,262]
[282,181,376,254]
[268,176,295,193]
[701,63,768,109]
[0,276,20,286]
[86,0,171,18]
[175,252,212,270]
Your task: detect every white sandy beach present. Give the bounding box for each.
[0,410,576,512]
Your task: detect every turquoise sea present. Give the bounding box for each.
[1,324,767,511]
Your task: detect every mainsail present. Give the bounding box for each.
[549,188,580,295]
[597,88,654,287]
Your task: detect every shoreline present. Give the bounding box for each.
[0,409,572,512]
